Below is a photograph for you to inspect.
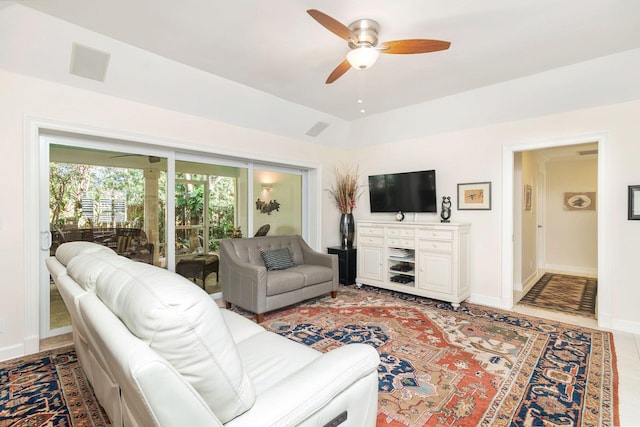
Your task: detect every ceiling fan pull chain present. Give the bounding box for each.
[358,69,366,114]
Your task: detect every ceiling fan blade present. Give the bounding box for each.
[326,59,351,84]
[307,9,357,43]
[380,39,451,54]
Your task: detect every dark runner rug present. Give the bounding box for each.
[0,345,109,427]
[519,273,598,318]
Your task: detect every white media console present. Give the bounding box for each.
[355,221,470,308]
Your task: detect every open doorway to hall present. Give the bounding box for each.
[512,142,598,322]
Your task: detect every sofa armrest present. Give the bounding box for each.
[226,344,380,427]
[221,250,269,314]
[297,237,335,269]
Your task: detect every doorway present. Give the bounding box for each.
[512,143,598,321]
[501,133,612,329]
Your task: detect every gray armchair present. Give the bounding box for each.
[219,235,338,322]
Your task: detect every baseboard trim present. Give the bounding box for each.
[611,318,640,335]
[521,271,542,295]
[468,293,502,309]
[543,264,598,277]
[0,343,25,362]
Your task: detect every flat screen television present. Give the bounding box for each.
[368,169,437,213]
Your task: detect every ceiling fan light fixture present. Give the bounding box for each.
[347,46,379,70]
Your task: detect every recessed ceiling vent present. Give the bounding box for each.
[577,149,598,156]
[305,121,330,137]
[70,43,110,82]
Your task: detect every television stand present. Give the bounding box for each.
[355,221,470,307]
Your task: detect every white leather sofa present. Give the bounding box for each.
[47,242,380,427]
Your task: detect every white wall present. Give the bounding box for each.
[0,69,343,360]
[544,158,598,274]
[352,99,640,333]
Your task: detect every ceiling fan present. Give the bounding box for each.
[307,9,451,84]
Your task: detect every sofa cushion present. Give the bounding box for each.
[261,248,295,271]
[67,252,132,292]
[234,329,320,395]
[228,236,306,267]
[265,270,305,296]
[116,235,132,253]
[56,241,116,266]
[95,261,256,423]
[289,264,334,286]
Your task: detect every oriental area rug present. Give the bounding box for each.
[238,286,618,427]
[0,346,109,427]
[1,286,617,427]
[518,273,598,319]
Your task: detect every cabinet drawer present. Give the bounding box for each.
[359,236,384,245]
[359,226,384,236]
[387,228,415,238]
[417,229,453,240]
[418,240,453,251]
[387,238,415,248]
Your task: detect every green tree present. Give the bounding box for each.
[49,163,90,227]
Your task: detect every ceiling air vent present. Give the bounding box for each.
[305,121,330,137]
[70,43,110,82]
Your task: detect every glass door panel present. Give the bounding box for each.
[175,160,248,295]
[253,169,302,236]
[47,143,168,335]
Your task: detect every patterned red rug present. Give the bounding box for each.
[0,345,109,427]
[237,286,618,427]
[1,287,618,427]
[518,273,598,318]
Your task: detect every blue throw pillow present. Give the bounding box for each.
[260,248,295,271]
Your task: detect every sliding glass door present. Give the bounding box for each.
[174,159,248,295]
[40,132,311,339]
[44,140,168,337]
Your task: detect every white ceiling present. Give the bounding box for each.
[16,0,640,121]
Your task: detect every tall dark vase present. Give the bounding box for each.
[339,213,355,248]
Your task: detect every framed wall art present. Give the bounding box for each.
[628,185,640,220]
[524,184,532,211]
[457,182,491,210]
[564,192,596,211]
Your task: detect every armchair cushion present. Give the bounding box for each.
[260,248,295,271]
[116,235,132,253]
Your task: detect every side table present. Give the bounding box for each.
[327,246,357,285]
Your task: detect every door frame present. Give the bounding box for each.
[501,132,611,328]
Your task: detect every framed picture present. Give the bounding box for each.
[628,185,640,220]
[457,182,491,210]
[524,184,532,211]
[564,192,596,211]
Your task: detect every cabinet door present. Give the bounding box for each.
[358,245,384,281]
[417,251,453,294]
